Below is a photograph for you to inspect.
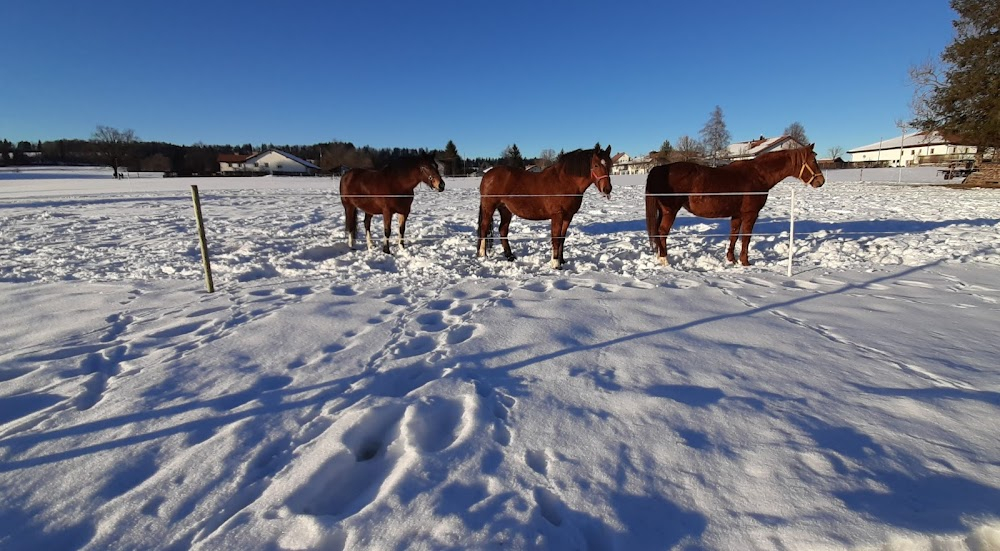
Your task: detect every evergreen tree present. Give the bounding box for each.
[699,106,731,166]
[652,139,674,165]
[502,144,525,169]
[440,140,461,175]
[911,0,1000,152]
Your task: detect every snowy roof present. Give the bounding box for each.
[847,131,959,154]
[727,135,801,157]
[218,153,252,163]
[245,149,321,170]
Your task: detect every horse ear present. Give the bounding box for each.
[594,142,601,152]
[605,144,611,155]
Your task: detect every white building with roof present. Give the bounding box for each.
[611,152,652,175]
[847,131,977,167]
[727,135,804,162]
[218,149,320,175]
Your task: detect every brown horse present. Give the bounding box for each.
[340,153,445,254]
[645,144,825,266]
[478,144,613,269]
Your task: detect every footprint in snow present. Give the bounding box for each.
[289,404,405,518]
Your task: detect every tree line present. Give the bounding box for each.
[0,131,505,177]
[1,117,826,178]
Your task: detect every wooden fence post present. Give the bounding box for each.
[190,185,215,293]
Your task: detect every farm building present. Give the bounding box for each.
[218,149,320,175]
[727,135,805,162]
[847,131,977,167]
[611,152,653,175]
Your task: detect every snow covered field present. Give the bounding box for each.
[1,166,999,550]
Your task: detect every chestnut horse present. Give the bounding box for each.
[645,144,825,266]
[340,153,445,254]
[478,144,613,269]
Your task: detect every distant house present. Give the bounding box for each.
[727,135,804,162]
[847,131,977,167]
[611,152,653,175]
[218,149,320,175]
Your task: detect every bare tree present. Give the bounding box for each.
[827,146,844,160]
[783,122,809,146]
[92,125,138,178]
[537,148,557,169]
[675,135,704,163]
[699,106,731,166]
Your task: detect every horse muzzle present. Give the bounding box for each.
[434,180,446,192]
[595,175,612,199]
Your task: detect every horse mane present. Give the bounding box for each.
[557,148,594,178]
[730,146,807,175]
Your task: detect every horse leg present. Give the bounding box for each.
[562,218,572,264]
[398,213,407,251]
[739,213,759,266]
[726,217,741,263]
[655,208,678,266]
[382,210,393,254]
[498,205,516,261]
[477,201,495,257]
[550,217,564,269]
[344,204,357,248]
[364,213,374,250]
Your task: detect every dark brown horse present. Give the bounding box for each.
[645,144,825,266]
[478,144,613,269]
[340,153,445,254]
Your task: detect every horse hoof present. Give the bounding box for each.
[658,256,668,267]
[504,253,516,262]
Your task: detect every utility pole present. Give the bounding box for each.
[895,119,909,184]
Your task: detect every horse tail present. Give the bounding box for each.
[645,171,661,251]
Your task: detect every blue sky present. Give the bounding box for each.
[2,0,956,160]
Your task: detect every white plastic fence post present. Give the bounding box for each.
[787,188,796,277]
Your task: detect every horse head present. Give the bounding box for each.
[419,153,446,192]
[591,143,613,198]
[798,144,825,188]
